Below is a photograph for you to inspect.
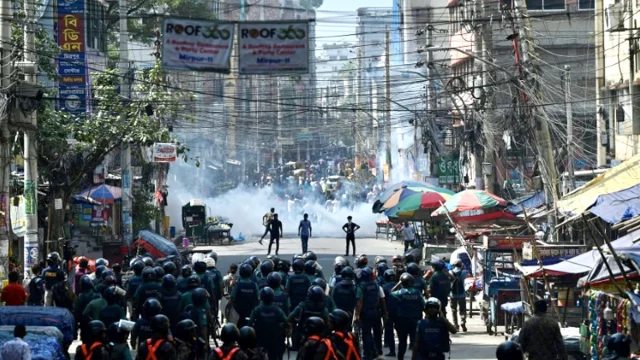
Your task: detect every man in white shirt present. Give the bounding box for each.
[401,222,415,252]
[1,325,30,360]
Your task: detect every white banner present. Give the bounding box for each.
[152,143,178,163]
[162,18,234,73]
[238,21,310,74]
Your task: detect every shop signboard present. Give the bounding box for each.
[57,0,87,116]
[10,196,26,237]
[152,143,178,163]
[482,235,529,250]
[437,156,460,185]
[162,18,234,73]
[238,21,310,74]
[522,243,585,261]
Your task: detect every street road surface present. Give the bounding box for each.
[69,237,503,359]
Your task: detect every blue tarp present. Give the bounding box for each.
[136,230,179,258]
[588,184,640,224]
[507,191,545,214]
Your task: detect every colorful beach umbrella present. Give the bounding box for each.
[387,190,453,219]
[431,189,507,217]
[372,181,455,213]
[380,188,419,211]
[76,184,122,204]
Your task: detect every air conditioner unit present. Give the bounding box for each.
[605,1,624,31]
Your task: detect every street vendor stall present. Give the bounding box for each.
[204,217,233,245]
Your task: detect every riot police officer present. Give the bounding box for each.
[135,314,178,360]
[304,260,318,283]
[74,320,110,360]
[267,272,290,315]
[99,286,126,328]
[74,276,100,343]
[289,286,330,351]
[194,261,215,305]
[277,260,291,286]
[162,261,177,278]
[496,341,523,360]
[285,259,311,311]
[314,278,336,312]
[355,267,386,360]
[428,260,451,315]
[131,298,162,350]
[257,260,274,290]
[177,265,193,294]
[239,326,268,360]
[230,263,259,328]
[250,287,288,360]
[158,274,182,331]
[212,323,249,360]
[392,273,425,360]
[179,275,206,313]
[375,263,389,287]
[126,260,145,319]
[297,317,337,360]
[412,298,457,360]
[304,251,325,280]
[189,287,211,346]
[43,252,65,306]
[206,253,224,317]
[328,309,360,360]
[173,319,202,360]
[329,258,346,295]
[382,269,399,357]
[133,267,161,318]
[332,266,357,321]
[407,263,427,297]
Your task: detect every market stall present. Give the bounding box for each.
[204,217,234,245]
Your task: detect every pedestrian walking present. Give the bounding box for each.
[411,298,457,360]
[342,216,360,257]
[449,259,469,332]
[0,325,30,360]
[401,222,415,252]
[518,300,567,360]
[258,208,275,245]
[1,271,27,306]
[266,214,283,255]
[298,213,312,253]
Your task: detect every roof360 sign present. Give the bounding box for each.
[238,21,310,74]
[162,18,234,73]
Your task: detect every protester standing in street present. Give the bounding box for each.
[298,213,312,253]
[1,272,27,306]
[258,208,275,245]
[518,300,567,360]
[266,214,283,255]
[401,222,415,252]
[342,216,360,257]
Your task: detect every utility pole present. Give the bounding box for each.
[119,0,132,244]
[628,0,638,155]
[513,0,559,238]
[425,25,434,177]
[355,44,362,170]
[413,105,419,174]
[385,27,392,183]
[479,0,496,194]
[0,0,11,266]
[564,65,576,191]
[23,0,38,273]
[595,0,607,166]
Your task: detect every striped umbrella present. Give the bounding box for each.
[387,190,453,220]
[372,181,455,213]
[431,189,507,217]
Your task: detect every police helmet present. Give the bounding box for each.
[142,267,156,282]
[205,258,216,269]
[112,263,121,273]
[95,265,107,280]
[162,261,177,276]
[88,320,106,339]
[142,257,154,267]
[220,323,240,343]
[80,275,94,291]
[304,317,325,337]
[191,288,208,308]
[153,266,165,279]
[260,286,275,305]
[107,323,128,343]
[405,252,418,264]
[162,274,177,289]
[313,278,327,291]
[95,258,109,268]
[101,269,115,281]
[304,251,317,262]
[267,272,283,289]
[496,341,523,360]
[278,260,291,273]
[260,260,274,276]
[104,286,119,304]
[391,255,405,265]
[361,267,373,282]
[47,252,61,264]
[341,266,355,280]
[176,319,197,339]
[239,326,257,349]
[425,297,441,315]
[334,261,345,274]
[607,333,632,358]
[329,309,351,332]
[181,265,193,278]
[249,256,261,267]
[143,298,163,318]
[308,285,324,303]
[132,260,145,275]
[292,259,305,273]
[267,254,280,267]
[334,256,348,267]
[304,260,316,275]
[383,269,396,283]
[103,275,117,286]
[206,251,219,263]
[193,261,207,274]
[152,314,171,334]
[432,259,446,271]
[407,263,421,276]
[239,263,253,279]
[293,254,304,262]
[355,254,368,268]
[400,273,414,288]
[376,262,389,276]
[375,256,387,265]
[187,275,201,289]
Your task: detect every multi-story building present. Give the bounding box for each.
[447,0,595,195]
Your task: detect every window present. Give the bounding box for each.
[340,56,348,60]
[501,0,565,10]
[329,55,337,60]
[86,0,107,52]
[579,0,594,9]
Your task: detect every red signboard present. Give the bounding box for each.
[482,235,530,250]
[58,13,85,53]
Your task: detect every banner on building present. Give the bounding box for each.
[57,0,87,116]
[162,18,234,73]
[238,21,310,74]
[152,143,178,163]
[437,156,460,185]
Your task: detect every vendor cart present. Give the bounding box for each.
[203,217,233,245]
[479,235,528,335]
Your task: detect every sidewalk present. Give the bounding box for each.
[445,307,504,360]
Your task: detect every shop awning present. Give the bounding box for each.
[520,228,640,277]
[507,191,545,215]
[588,184,640,224]
[557,154,640,216]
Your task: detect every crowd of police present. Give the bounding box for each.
[22,250,525,360]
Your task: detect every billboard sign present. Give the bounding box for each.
[238,21,310,74]
[162,18,234,73]
[152,143,178,163]
[57,0,87,116]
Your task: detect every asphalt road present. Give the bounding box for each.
[69,236,503,359]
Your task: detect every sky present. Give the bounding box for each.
[314,0,392,48]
